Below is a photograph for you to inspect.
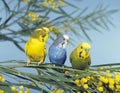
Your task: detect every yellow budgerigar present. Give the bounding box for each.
[25,27,49,65]
[70,42,91,70]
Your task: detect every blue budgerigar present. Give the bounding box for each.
[49,34,69,66]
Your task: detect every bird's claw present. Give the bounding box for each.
[38,61,43,66]
[27,60,30,66]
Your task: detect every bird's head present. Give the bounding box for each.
[53,34,69,48]
[77,42,91,59]
[32,27,50,42]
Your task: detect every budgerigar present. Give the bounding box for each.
[49,35,69,66]
[70,42,91,70]
[25,27,49,65]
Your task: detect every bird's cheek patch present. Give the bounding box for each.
[79,51,85,59]
[79,50,88,60]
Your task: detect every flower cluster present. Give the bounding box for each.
[42,0,66,9]
[74,76,91,92]
[22,12,41,25]
[27,12,39,22]
[0,74,6,83]
[52,88,63,93]
[11,85,30,93]
[74,67,120,92]
[98,69,120,92]
[23,0,28,4]
[48,25,61,35]
[0,90,4,93]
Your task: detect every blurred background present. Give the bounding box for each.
[0,0,120,66]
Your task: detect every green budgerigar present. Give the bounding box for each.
[70,42,91,70]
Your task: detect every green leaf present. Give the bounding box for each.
[86,20,102,33]
[79,22,92,41]
[64,0,80,9]
[59,7,73,19]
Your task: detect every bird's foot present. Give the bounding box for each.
[38,61,43,66]
[27,60,31,66]
[52,64,56,66]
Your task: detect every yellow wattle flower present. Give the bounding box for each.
[97,86,103,92]
[19,85,24,90]
[27,12,39,21]
[83,84,88,89]
[24,0,28,4]
[11,86,16,91]
[0,90,4,93]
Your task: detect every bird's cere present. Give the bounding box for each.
[63,34,69,40]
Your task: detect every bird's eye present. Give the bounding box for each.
[63,38,65,40]
[79,51,82,57]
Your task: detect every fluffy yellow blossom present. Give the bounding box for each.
[98,81,103,86]
[18,90,22,93]
[1,78,5,83]
[99,76,108,84]
[83,84,89,89]
[0,89,4,93]
[106,70,110,73]
[48,25,54,31]
[97,86,103,92]
[116,85,120,90]
[109,84,114,90]
[52,3,58,9]
[16,89,19,93]
[48,0,54,5]
[72,66,120,92]
[42,1,48,6]
[114,73,120,83]
[86,76,90,81]
[75,74,79,77]
[77,91,81,93]
[59,1,66,5]
[11,85,30,93]
[19,85,24,90]
[0,74,5,83]
[98,71,103,75]
[81,78,88,83]
[24,0,28,3]
[106,73,111,78]
[65,71,69,74]
[52,88,63,93]
[98,67,104,70]
[24,89,30,93]
[108,78,115,85]
[27,12,39,21]
[11,86,16,91]
[52,27,61,34]
[0,75,2,80]
[74,79,81,87]
[42,0,66,9]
